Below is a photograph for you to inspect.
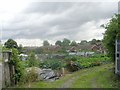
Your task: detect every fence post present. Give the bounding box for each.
[115,39,120,75]
[2,50,15,87]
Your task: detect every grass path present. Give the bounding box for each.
[70,63,116,88]
[18,63,119,88]
[60,76,79,88]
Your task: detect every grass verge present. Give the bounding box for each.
[16,63,120,88]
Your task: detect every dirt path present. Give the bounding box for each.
[91,77,98,88]
[60,76,79,88]
[60,66,108,88]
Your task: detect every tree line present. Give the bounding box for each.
[43,38,102,47]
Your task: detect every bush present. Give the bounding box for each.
[65,56,78,62]
[27,68,38,82]
[11,48,24,84]
[90,61,101,67]
[19,67,39,85]
[28,52,38,67]
[76,55,111,68]
[65,61,82,72]
[39,59,63,70]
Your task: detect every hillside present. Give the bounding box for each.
[19,63,120,88]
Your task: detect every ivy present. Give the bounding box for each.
[11,48,24,84]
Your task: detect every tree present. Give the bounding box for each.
[102,14,120,61]
[18,44,23,54]
[62,38,71,46]
[4,39,18,49]
[55,40,62,46]
[70,40,77,46]
[28,52,37,67]
[80,40,87,45]
[89,39,97,45]
[43,40,50,46]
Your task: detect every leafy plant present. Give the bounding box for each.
[11,48,24,84]
[28,52,38,67]
[19,67,38,86]
[39,59,63,70]
[102,14,120,61]
[76,55,111,68]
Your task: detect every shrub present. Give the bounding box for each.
[19,67,39,85]
[90,61,101,67]
[65,61,82,72]
[27,68,38,82]
[28,52,38,67]
[76,55,111,68]
[65,56,78,62]
[39,59,63,70]
[11,48,24,84]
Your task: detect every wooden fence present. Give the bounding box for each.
[2,50,15,87]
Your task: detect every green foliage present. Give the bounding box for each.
[27,68,38,82]
[76,55,111,68]
[19,67,38,85]
[103,14,120,61]
[80,40,88,45]
[65,61,82,72]
[89,39,97,45]
[62,38,71,46]
[39,54,110,72]
[11,49,20,64]
[39,59,63,70]
[11,48,24,84]
[18,44,23,54]
[43,40,50,46]
[28,52,38,67]
[70,40,77,46]
[64,56,82,72]
[20,60,29,68]
[65,56,78,62]
[55,40,62,46]
[4,39,18,49]
[64,54,111,69]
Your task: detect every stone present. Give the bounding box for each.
[26,67,59,81]
[39,69,58,81]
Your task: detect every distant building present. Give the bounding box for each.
[91,44,105,54]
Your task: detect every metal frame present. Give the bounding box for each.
[115,39,120,75]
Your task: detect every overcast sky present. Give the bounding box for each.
[0,0,118,46]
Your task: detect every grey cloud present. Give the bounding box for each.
[24,2,74,14]
[2,2,118,42]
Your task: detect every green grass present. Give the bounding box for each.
[71,63,115,88]
[0,58,2,62]
[17,63,120,88]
